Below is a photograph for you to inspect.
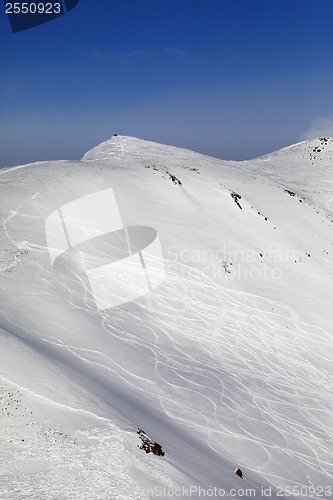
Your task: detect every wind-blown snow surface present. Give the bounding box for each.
[1,136,333,499]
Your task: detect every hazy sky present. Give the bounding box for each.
[1,0,333,167]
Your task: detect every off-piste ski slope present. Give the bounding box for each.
[0,136,332,500]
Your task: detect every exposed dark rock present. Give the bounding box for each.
[166,171,182,185]
[284,189,296,197]
[137,428,165,457]
[235,468,243,479]
[230,192,242,209]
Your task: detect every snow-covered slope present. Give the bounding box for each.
[246,137,333,216]
[1,135,332,499]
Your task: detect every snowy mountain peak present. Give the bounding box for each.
[83,135,333,164]
[258,136,333,160]
[82,134,185,162]
[81,134,333,215]
[82,134,133,161]
[247,137,333,215]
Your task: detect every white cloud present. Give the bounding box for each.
[301,114,333,140]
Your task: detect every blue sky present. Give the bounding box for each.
[1,0,333,167]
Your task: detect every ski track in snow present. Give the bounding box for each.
[0,193,41,272]
[147,266,333,484]
[2,254,330,495]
